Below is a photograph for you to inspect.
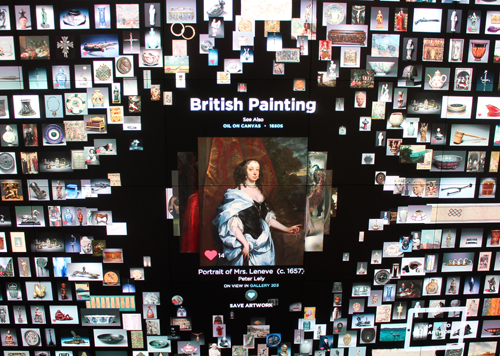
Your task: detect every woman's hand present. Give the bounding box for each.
[233,227,250,261]
[270,219,302,234]
[286,225,302,234]
[241,242,250,260]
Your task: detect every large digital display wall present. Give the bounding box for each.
[0,1,499,356]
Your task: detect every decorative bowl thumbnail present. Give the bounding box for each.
[84,315,116,324]
[368,62,395,75]
[433,155,463,169]
[149,340,169,348]
[484,328,500,336]
[267,334,281,346]
[97,334,124,344]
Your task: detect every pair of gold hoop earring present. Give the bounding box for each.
[170,23,195,40]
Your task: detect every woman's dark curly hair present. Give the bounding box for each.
[233,159,263,192]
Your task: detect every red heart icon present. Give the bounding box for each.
[204,250,217,261]
[210,60,214,64]
[166,67,171,72]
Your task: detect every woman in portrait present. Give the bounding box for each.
[213,159,301,266]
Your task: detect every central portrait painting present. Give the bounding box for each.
[198,137,308,266]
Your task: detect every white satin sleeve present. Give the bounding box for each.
[228,215,244,235]
[264,211,276,226]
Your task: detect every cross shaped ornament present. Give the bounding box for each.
[125,31,139,52]
[57,36,74,58]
